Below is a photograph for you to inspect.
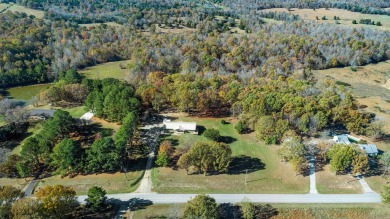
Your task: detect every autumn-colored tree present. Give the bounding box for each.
[0,186,23,219]
[35,185,78,218]
[11,198,44,219]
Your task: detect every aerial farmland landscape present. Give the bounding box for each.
[0,0,389,218]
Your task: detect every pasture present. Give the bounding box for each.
[263,8,390,30]
[0,3,44,19]
[79,60,131,80]
[151,115,309,194]
[314,61,390,133]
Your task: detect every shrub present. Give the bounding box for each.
[235,121,247,134]
[221,119,227,124]
[203,129,220,141]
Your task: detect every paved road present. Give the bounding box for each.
[78,193,381,204]
[24,179,38,197]
[309,157,318,194]
[359,178,375,193]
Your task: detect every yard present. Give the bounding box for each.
[36,170,144,195]
[79,60,131,80]
[151,115,309,194]
[316,165,362,194]
[262,8,390,30]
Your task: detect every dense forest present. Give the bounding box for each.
[1,0,389,88]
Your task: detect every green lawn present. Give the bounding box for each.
[79,60,131,80]
[151,116,309,194]
[10,122,44,156]
[0,116,5,126]
[64,106,87,118]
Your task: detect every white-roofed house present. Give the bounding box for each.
[163,119,198,135]
[358,144,378,156]
[79,112,94,125]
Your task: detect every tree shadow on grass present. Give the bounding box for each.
[219,136,237,144]
[228,155,265,175]
[106,198,153,217]
[197,125,206,135]
[218,203,240,218]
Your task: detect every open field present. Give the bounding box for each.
[132,203,390,219]
[316,165,362,194]
[0,3,44,18]
[6,83,52,105]
[79,60,131,80]
[314,61,390,133]
[151,115,309,194]
[36,171,144,195]
[365,175,389,194]
[79,22,123,28]
[262,8,390,30]
[0,177,34,191]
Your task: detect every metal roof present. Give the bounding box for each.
[163,119,196,131]
[333,135,351,145]
[358,144,378,154]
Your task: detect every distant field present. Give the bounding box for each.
[79,22,123,28]
[0,3,44,18]
[152,115,309,194]
[6,83,52,105]
[79,60,131,80]
[316,165,362,194]
[314,61,390,133]
[263,8,390,30]
[36,171,143,195]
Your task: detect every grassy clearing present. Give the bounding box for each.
[151,115,309,194]
[10,122,44,156]
[314,61,390,133]
[316,165,362,194]
[36,171,144,195]
[79,22,123,28]
[263,8,390,30]
[64,106,87,118]
[0,116,5,126]
[6,83,51,105]
[79,60,131,80]
[0,177,34,191]
[91,117,121,132]
[364,175,389,194]
[0,3,44,19]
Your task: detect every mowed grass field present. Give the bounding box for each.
[0,3,44,18]
[263,8,390,30]
[316,165,362,194]
[36,171,144,195]
[79,60,131,80]
[151,116,309,194]
[132,203,390,219]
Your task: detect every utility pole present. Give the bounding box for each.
[245,169,248,185]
